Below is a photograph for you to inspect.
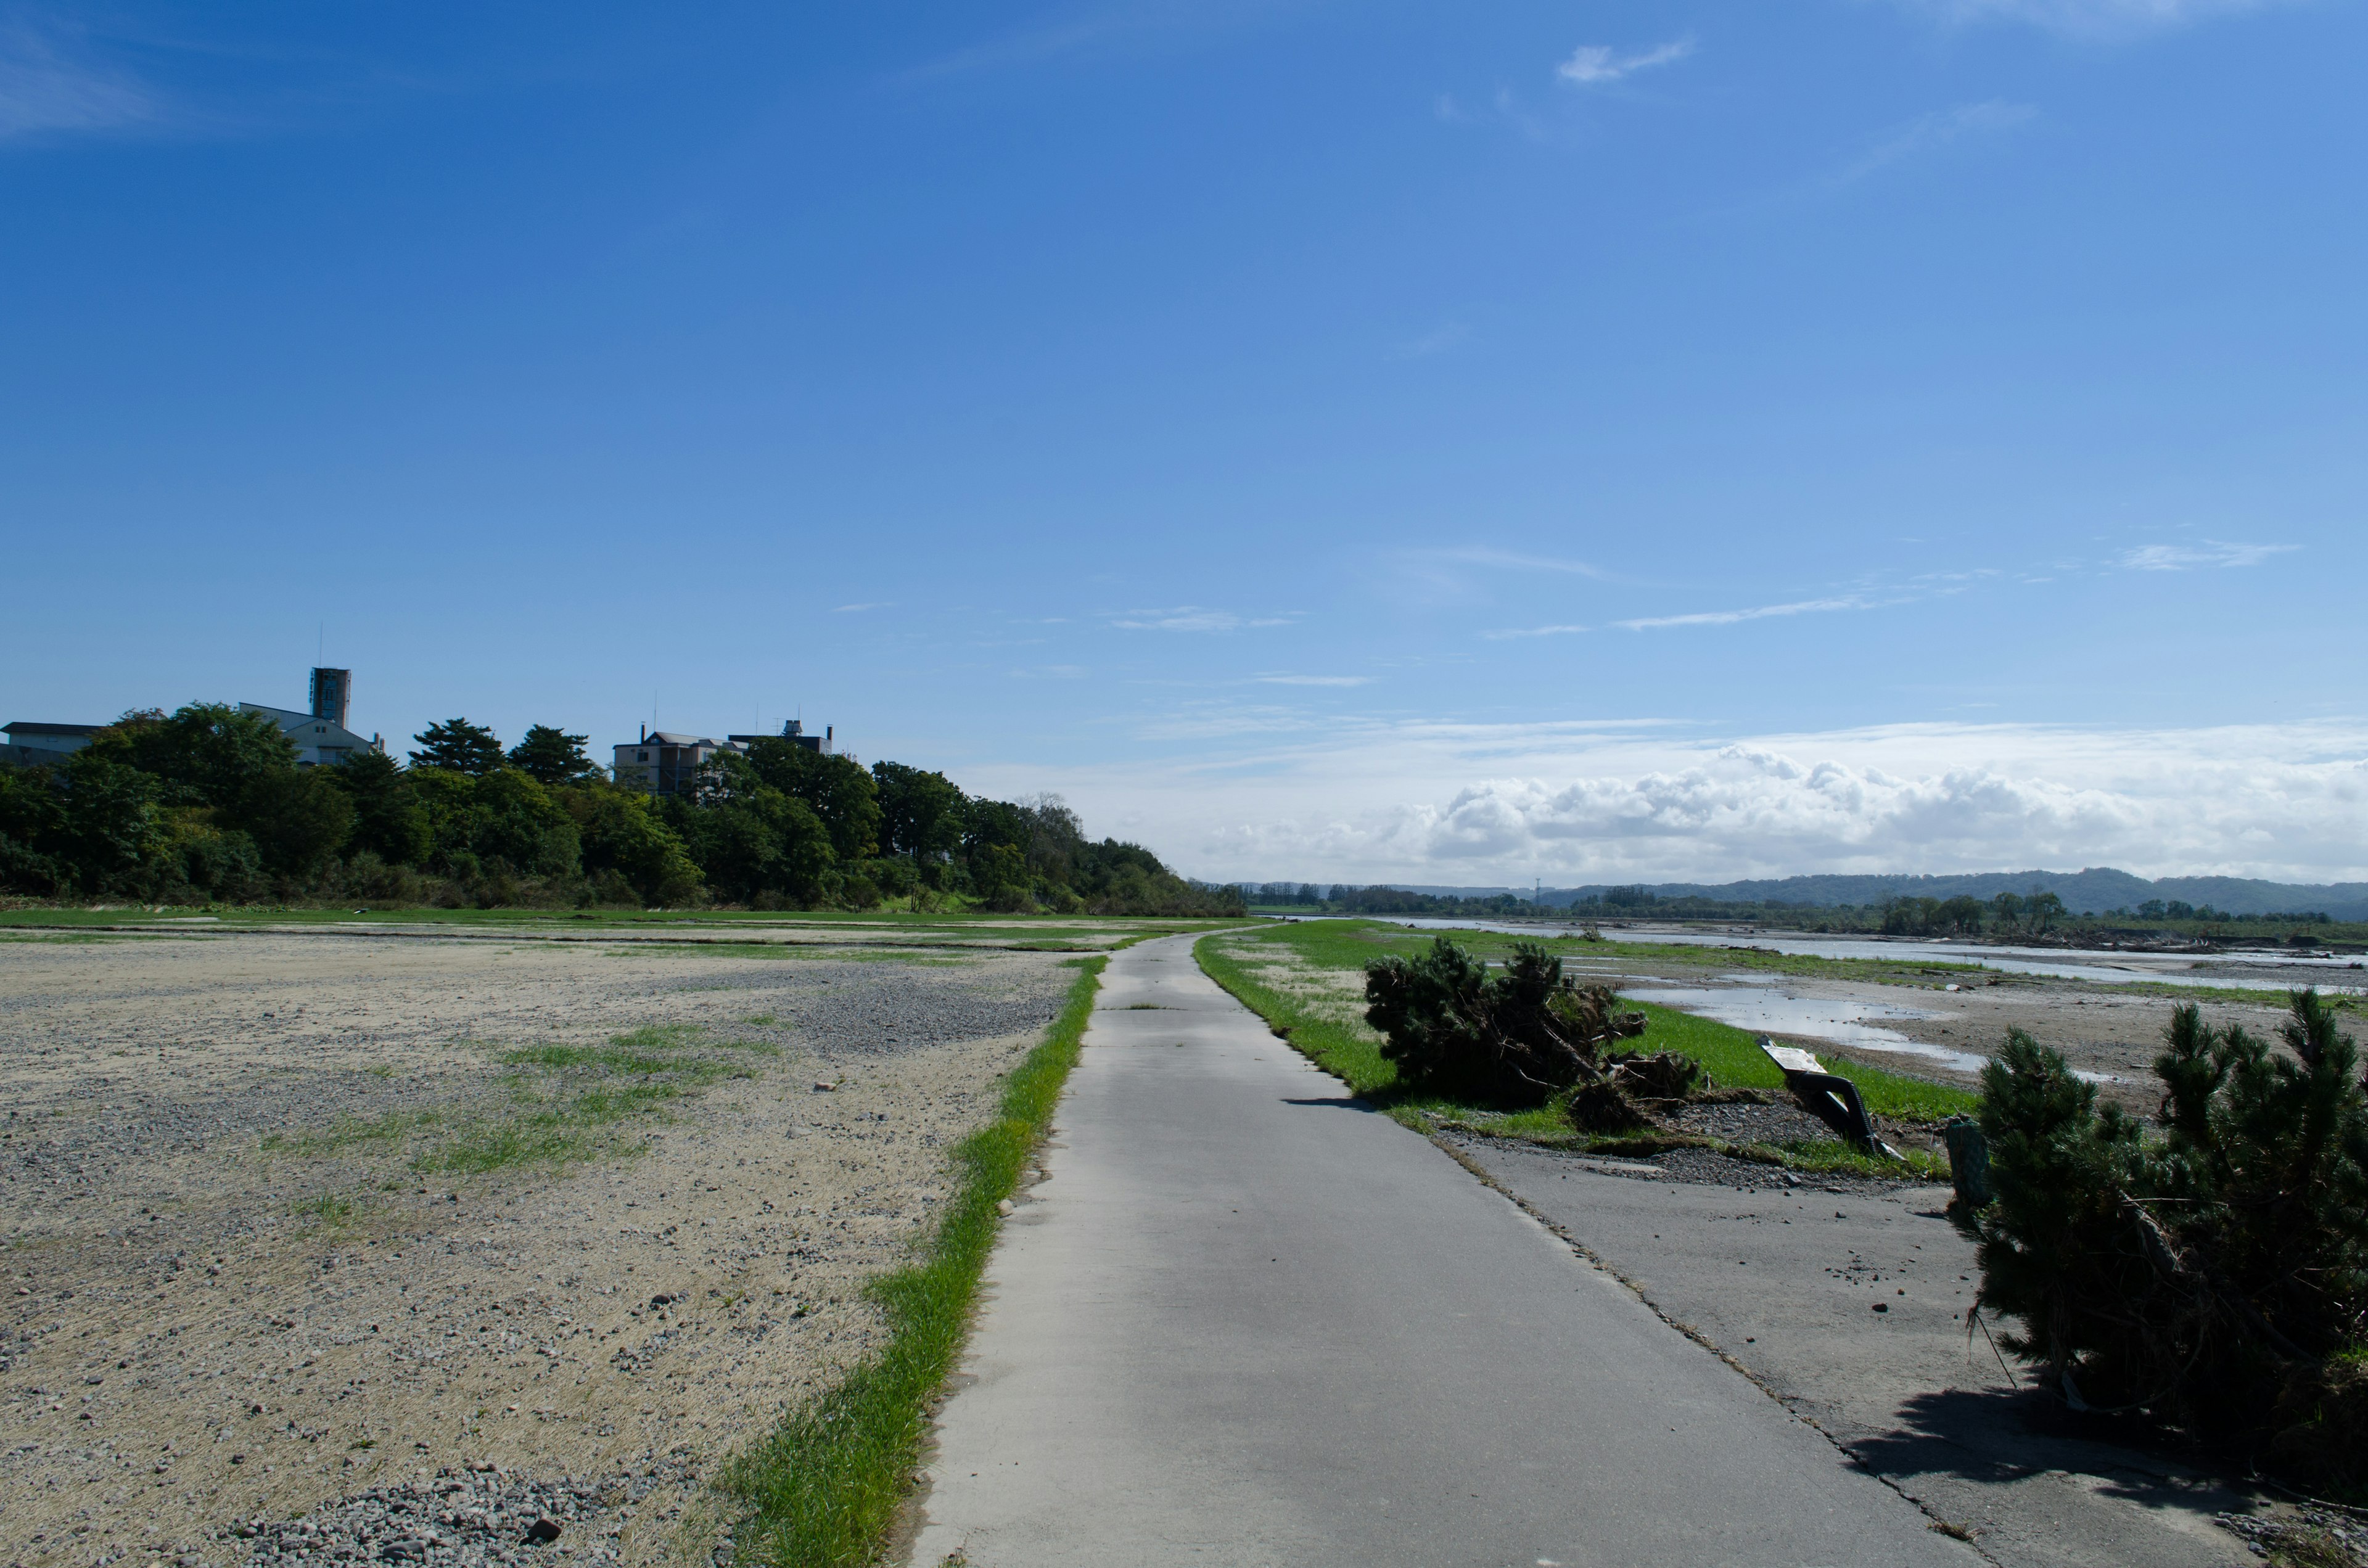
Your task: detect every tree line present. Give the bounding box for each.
[0,705,1241,916]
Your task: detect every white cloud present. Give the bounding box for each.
[1481,624,1589,641]
[0,23,157,140]
[2120,541,2297,571]
[966,716,2368,885]
[1009,664,1088,679]
[1833,101,2036,186]
[1616,596,1868,631]
[833,601,892,613]
[1253,675,1372,687]
[1882,0,2281,37]
[1556,36,1695,87]
[1108,606,1293,632]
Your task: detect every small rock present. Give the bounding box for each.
[1872,1302,1889,1313]
[523,1519,562,1545]
[996,1199,1014,1217]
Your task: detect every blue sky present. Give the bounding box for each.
[6,0,2364,885]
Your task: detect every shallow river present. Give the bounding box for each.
[1344,916,2368,994]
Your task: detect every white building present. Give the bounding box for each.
[240,667,384,768]
[1,721,101,767]
[612,720,836,797]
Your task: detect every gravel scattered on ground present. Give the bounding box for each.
[2216,1504,2368,1566]
[1619,1143,1910,1194]
[1661,1098,1835,1147]
[237,1459,699,1568]
[0,930,1077,1568]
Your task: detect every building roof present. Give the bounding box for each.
[237,704,374,751]
[620,732,738,749]
[3,721,101,738]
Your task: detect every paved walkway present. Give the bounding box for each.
[905,934,1976,1567]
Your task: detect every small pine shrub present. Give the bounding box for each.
[1960,991,2368,1487]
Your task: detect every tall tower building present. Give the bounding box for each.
[310,668,351,728]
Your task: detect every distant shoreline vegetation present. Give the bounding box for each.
[1240,882,2364,948]
[0,706,1243,917]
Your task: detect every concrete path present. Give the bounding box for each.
[1456,1138,2255,1568]
[905,935,1977,1567]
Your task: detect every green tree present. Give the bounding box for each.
[508,724,598,786]
[53,753,168,892]
[406,766,577,876]
[672,752,837,904]
[559,782,702,905]
[1991,891,2025,932]
[1959,995,2368,1481]
[2025,890,2068,935]
[0,765,70,894]
[741,741,879,861]
[1936,895,1988,935]
[871,760,966,860]
[409,719,504,776]
[236,768,356,877]
[325,750,432,866]
[86,704,297,811]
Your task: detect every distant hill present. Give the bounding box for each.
[1363,869,2368,921]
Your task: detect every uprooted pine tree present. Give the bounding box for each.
[1959,988,2368,1493]
[1362,938,1698,1125]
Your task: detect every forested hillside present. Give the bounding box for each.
[0,705,1238,916]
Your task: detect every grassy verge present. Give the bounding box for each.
[1195,922,1971,1178]
[717,954,1107,1568]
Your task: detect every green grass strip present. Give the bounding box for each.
[717,954,1108,1568]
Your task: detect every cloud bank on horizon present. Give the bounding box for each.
[968,719,2368,889]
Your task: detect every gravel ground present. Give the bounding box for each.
[1660,1098,1836,1147]
[0,931,1077,1568]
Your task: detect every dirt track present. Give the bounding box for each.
[0,931,1073,1568]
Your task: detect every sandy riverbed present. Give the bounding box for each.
[0,930,1076,1568]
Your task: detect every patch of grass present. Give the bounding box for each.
[421,1024,771,1174]
[717,956,1106,1568]
[1618,1000,1973,1120]
[290,1192,360,1227]
[261,1110,440,1157]
[265,1022,780,1176]
[1195,921,1975,1159]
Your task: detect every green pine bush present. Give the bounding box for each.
[1959,990,2368,1491]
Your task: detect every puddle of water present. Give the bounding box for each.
[1622,983,2119,1083]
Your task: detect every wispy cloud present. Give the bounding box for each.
[1408,546,1606,579]
[833,601,892,613]
[1556,36,1695,87]
[1881,0,2282,38]
[1010,664,1088,679]
[1481,624,1589,641]
[1617,596,1869,631]
[1832,100,2036,186]
[1108,606,1294,633]
[0,21,160,141]
[2120,541,2297,571]
[1253,674,1371,687]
